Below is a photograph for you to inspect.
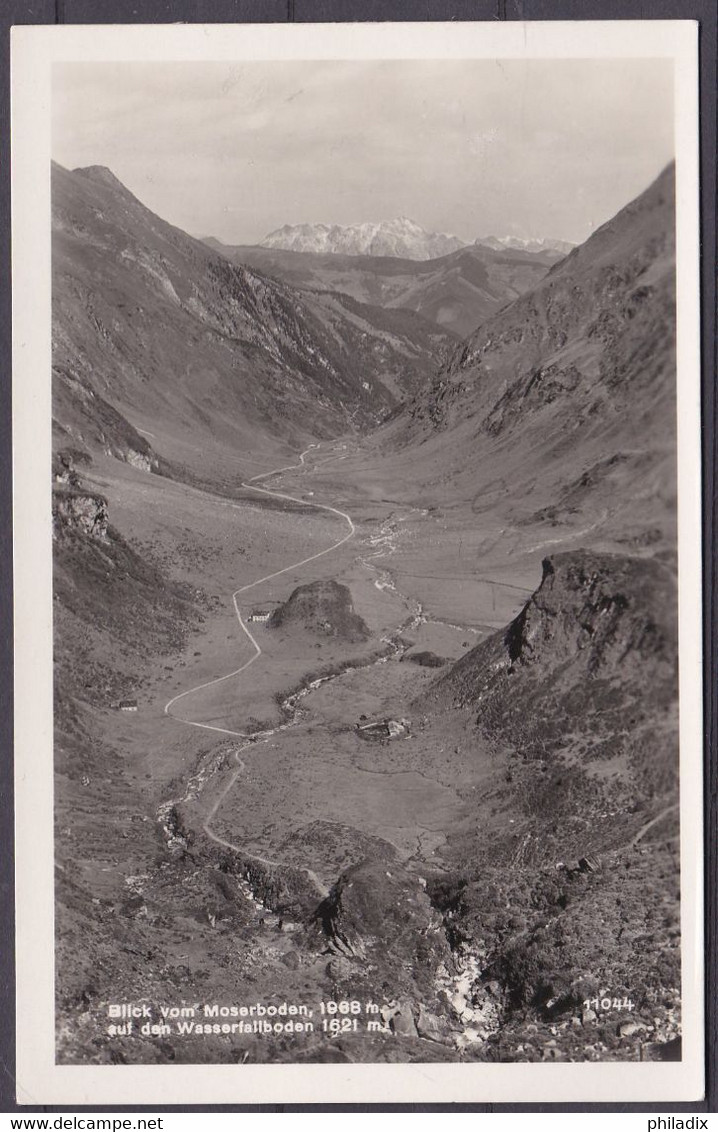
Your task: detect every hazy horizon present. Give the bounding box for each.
[53,59,674,247]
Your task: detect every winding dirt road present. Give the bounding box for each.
[630,802,680,847]
[199,747,330,898]
[163,442,355,896]
[164,443,355,738]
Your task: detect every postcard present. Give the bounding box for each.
[11,19,704,1105]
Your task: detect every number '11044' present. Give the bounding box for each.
[584,996,635,1012]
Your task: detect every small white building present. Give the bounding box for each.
[356,717,410,742]
[248,611,271,623]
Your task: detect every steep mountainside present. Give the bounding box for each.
[370,168,680,1057]
[259,217,465,260]
[383,163,677,552]
[287,289,458,401]
[430,550,677,803]
[52,165,453,473]
[414,546,680,1057]
[52,448,205,755]
[205,241,554,339]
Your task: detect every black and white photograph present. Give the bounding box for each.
[11,20,704,1105]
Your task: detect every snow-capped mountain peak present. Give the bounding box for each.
[475,234,574,257]
[260,217,466,261]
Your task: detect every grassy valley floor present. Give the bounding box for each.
[55,438,681,1066]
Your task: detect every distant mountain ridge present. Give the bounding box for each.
[257,219,575,265]
[260,217,466,261]
[206,240,556,339]
[475,235,574,258]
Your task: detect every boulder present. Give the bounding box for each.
[416,1006,453,1045]
[389,1004,418,1038]
[314,859,450,995]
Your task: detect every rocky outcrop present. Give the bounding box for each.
[436,550,675,691]
[429,549,678,793]
[406,375,468,431]
[125,449,157,473]
[52,447,90,487]
[269,580,370,642]
[315,859,450,985]
[52,463,203,702]
[52,363,159,473]
[53,488,109,541]
[503,551,676,681]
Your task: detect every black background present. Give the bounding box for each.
[1,0,715,1116]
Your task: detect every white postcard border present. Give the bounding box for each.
[11,19,704,1106]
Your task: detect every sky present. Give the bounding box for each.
[52,59,675,246]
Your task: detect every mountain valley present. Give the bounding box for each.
[51,162,682,1068]
[53,164,456,484]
